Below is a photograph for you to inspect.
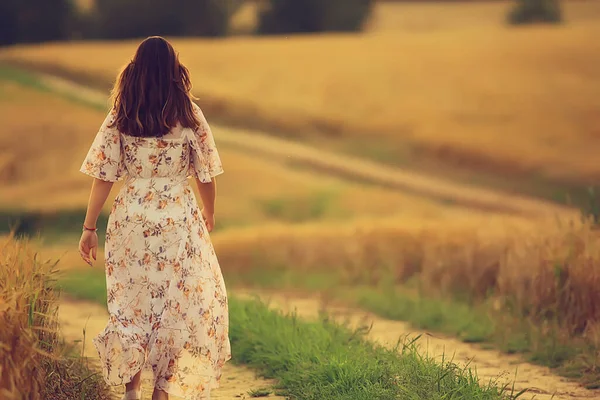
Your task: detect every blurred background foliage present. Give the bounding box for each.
[0,0,563,45]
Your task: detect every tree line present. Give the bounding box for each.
[0,0,562,46]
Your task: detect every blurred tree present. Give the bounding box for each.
[0,0,73,46]
[92,0,244,39]
[507,0,562,25]
[94,0,182,39]
[258,0,374,34]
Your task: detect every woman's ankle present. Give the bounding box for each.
[125,383,142,392]
[152,388,168,400]
[125,371,142,393]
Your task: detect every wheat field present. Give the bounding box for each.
[0,236,110,398]
[1,79,487,226]
[1,1,599,186]
[212,213,600,334]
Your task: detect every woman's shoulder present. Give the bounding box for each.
[191,101,202,114]
[97,109,119,134]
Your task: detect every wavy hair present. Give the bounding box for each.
[110,36,200,137]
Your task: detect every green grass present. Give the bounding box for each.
[228,269,496,342]
[0,65,107,111]
[349,286,494,344]
[59,269,516,399]
[0,65,50,93]
[58,268,107,304]
[258,190,344,223]
[230,298,517,400]
[248,387,272,397]
[229,268,600,389]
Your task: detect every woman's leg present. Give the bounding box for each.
[152,388,169,400]
[124,370,142,396]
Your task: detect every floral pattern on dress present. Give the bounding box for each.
[80,105,230,400]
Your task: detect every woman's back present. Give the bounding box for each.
[81,103,222,184]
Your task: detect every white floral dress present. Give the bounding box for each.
[80,104,231,400]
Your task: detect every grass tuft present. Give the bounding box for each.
[0,236,110,399]
[229,297,513,400]
[248,387,272,397]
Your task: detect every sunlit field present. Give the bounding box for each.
[3,0,600,393]
[2,1,599,188]
[1,75,490,229]
[0,237,110,399]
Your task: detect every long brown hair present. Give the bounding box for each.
[110,36,199,137]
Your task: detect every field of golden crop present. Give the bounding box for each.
[0,237,57,397]
[211,213,600,349]
[2,1,599,187]
[1,77,490,228]
[0,236,110,399]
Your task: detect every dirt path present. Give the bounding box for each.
[58,299,284,400]
[34,72,575,219]
[240,291,598,400]
[60,293,597,399]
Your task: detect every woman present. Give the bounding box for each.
[78,36,230,400]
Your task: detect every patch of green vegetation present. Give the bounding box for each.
[58,268,107,304]
[355,287,599,389]
[258,190,343,223]
[0,65,50,92]
[59,270,515,399]
[340,136,414,167]
[350,286,494,343]
[0,209,109,243]
[230,298,515,400]
[248,387,272,397]
[227,268,600,389]
[226,267,341,292]
[0,64,107,111]
[0,205,236,244]
[581,186,600,226]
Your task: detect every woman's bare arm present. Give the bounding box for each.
[195,178,216,231]
[84,178,114,228]
[79,178,113,265]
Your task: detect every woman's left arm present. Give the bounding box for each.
[79,178,114,265]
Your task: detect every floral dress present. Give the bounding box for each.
[80,104,231,400]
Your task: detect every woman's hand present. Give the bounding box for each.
[201,208,215,232]
[79,230,98,266]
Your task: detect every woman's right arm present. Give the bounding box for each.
[196,177,216,232]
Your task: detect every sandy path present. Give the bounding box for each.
[58,299,284,400]
[30,72,575,219]
[59,293,599,400]
[239,291,598,400]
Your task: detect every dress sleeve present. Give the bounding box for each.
[188,103,224,183]
[79,111,126,182]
